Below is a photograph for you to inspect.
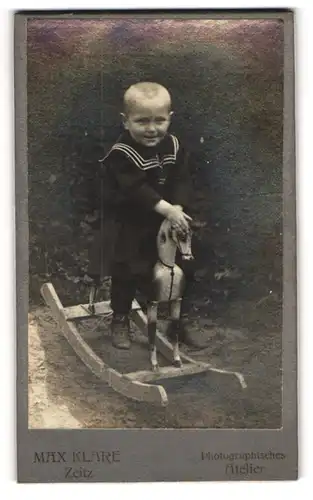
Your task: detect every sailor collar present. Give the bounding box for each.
[105,132,180,171]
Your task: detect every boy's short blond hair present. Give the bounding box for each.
[123,82,172,114]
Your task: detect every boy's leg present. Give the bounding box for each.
[110,262,136,350]
[171,256,206,348]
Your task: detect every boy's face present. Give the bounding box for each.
[122,97,172,147]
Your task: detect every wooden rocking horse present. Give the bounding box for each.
[147,219,194,371]
[40,220,247,406]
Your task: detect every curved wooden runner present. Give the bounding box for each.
[40,283,168,406]
[40,283,247,407]
[130,300,247,389]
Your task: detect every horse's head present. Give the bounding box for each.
[169,226,194,261]
[157,219,196,266]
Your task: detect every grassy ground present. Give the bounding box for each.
[28,289,281,429]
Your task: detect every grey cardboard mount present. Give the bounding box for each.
[15,10,297,482]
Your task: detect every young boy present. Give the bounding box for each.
[90,81,199,349]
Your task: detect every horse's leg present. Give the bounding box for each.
[147,301,159,371]
[88,284,98,314]
[169,298,182,368]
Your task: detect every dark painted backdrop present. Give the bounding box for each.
[27,19,283,307]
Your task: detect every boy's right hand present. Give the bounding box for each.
[166,205,192,232]
[154,199,192,232]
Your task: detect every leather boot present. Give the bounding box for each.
[111,315,131,350]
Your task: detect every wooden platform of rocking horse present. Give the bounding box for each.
[40,282,247,407]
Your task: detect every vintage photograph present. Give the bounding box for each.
[26,14,285,430]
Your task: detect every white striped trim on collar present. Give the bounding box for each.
[102,134,180,170]
[111,143,159,169]
[171,134,179,156]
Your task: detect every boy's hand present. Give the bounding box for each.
[154,200,192,232]
[167,205,192,232]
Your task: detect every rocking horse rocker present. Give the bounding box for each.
[40,219,247,406]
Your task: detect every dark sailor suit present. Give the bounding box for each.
[87,131,192,296]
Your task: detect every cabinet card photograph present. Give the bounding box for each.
[15,10,297,482]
